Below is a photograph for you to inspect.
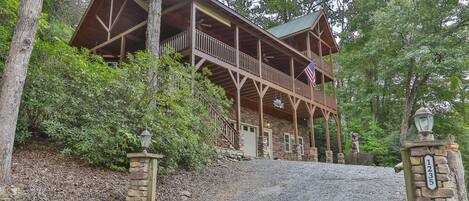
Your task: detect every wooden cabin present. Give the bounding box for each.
[71,0,343,163]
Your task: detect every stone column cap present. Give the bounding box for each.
[403,139,453,149]
[127,152,164,159]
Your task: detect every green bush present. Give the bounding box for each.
[19,40,229,173]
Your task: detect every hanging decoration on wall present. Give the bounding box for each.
[273,90,284,109]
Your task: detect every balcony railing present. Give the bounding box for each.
[160,30,336,110]
[301,50,333,75]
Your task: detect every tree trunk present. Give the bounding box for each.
[0,0,43,185]
[146,0,162,57]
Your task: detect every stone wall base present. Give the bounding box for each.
[326,150,333,163]
[309,147,318,162]
[405,141,467,201]
[337,153,345,164]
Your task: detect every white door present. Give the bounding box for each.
[242,125,257,157]
[263,129,273,159]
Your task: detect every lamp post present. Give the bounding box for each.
[140,128,152,153]
[414,107,434,141]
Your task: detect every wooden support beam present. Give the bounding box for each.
[321,109,331,151]
[162,1,188,15]
[96,15,109,31]
[235,25,239,68]
[120,36,126,62]
[257,40,262,76]
[91,20,147,51]
[288,95,301,159]
[306,32,311,58]
[110,0,128,31]
[290,58,295,93]
[253,81,269,158]
[190,1,196,66]
[133,0,148,12]
[195,58,206,70]
[109,0,114,35]
[322,74,326,104]
[334,114,342,153]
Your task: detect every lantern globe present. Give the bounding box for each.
[140,129,152,152]
[414,107,434,135]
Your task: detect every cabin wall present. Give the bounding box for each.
[230,106,312,160]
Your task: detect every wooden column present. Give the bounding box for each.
[335,115,342,153]
[120,36,126,62]
[254,81,269,157]
[317,26,323,67]
[306,32,311,58]
[306,104,316,148]
[288,96,301,160]
[190,1,196,66]
[235,25,239,68]
[322,74,326,104]
[324,111,331,151]
[290,58,295,92]
[229,71,247,148]
[257,40,262,76]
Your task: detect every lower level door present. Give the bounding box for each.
[242,125,257,157]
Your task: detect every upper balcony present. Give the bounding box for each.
[161,29,337,110]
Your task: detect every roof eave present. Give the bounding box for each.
[69,0,95,46]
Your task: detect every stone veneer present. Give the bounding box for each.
[231,106,315,160]
[407,143,467,201]
[126,152,163,201]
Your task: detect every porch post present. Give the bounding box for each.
[323,110,333,163]
[288,96,301,160]
[307,104,318,162]
[306,32,311,58]
[290,58,295,92]
[235,25,239,68]
[190,1,196,66]
[120,36,126,62]
[254,81,269,158]
[322,74,326,104]
[229,71,247,150]
[336,114,344,164]
[257,40,262,76]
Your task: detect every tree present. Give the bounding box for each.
[0,0,44,185]
[147,0,162,57]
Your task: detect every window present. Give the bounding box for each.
[263,131,270,147]
[298,137,305,155]
[284,133,291,153]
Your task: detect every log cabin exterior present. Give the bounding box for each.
[71,0,344,163]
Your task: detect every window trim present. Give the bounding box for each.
[284,133,291,153]
[298,136,305,155]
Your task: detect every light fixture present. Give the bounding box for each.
[414,107,434,141]
[140,128,152,153]
[266,121,271,128]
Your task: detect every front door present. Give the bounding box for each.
[263,129,273,159]
[242,124,257,157]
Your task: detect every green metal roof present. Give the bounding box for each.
[267,12,321,38]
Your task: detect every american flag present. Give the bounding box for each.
[304,63,317,87]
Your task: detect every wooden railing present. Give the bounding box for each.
[262,63,293,91]
[313,90,325,105]
[160,30,190,54]
[301,50,333,75]
[295,80,311,99]
[193,85,238,148]
[239,51,260,76]
[157,72,238,149]
[196,29,236,65]
[161,30,336,110]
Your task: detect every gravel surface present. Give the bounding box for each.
[188,160,406,201]
[10,140,406,201]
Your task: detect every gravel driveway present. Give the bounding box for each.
[191,160,406,201]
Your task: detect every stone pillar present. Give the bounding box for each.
[309,147,318,162]
[292,144,302,161]
[337,153,345,164]
[404,141,467,201]
[326,150,333,163]
[127,152,163,201]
